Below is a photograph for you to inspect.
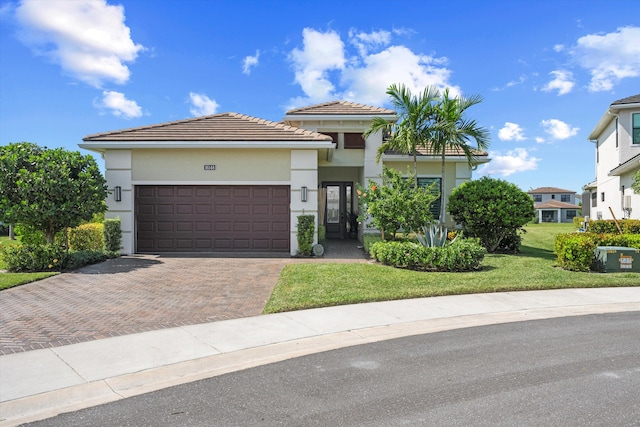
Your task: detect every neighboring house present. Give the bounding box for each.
[80,101,489,255]
[528,187,581,223]
[582,94,640,221]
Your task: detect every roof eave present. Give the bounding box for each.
[588,102,640,140]
[381,154,490,165]
[79,140,336,151]
[283,113,397,122]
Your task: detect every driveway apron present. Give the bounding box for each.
[0,256,288,355]
[0,240,368,355]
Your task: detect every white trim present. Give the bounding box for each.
[80,141,335,151]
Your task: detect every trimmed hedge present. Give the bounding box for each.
[555,232,640,272]
[587,219,640,234]
[297,215,315,256]
[0,243,116,272]
[103,218,122,252]
[69,223,104,251]
[369,238,486,272]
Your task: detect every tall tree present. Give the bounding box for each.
[363,83,440,186]
[0,142,108,243]
[432,89,490,222]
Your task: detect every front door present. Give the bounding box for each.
[323,182,354,239]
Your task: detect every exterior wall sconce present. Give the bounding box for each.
[301,186,308,202]
[114,186,122,202]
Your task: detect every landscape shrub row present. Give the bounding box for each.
[555,232,640,272]
[369,238,486,272]
[0,243,116,272]
[587,219,640,234]
[1,219,121,272]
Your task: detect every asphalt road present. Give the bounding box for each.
[28,312,640,426]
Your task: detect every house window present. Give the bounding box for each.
[551,194,556,199]
[634,113,640,144]
[591,192,597,207]
[601,192,605,202]
[417,177,442,220]
[344,133,365,149]
[566,210,577,219]
[616,117,619,148]
[561,194,570,202]
[533,194,542,202]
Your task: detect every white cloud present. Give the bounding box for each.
[542,70,575,95]
[349,29,391,56]
[189,92,219,116]
[571,26,640,91]
[242,50,260,75]
[15,0,143,88]
[478,148,539,177]
[498,122,526,141]
[288,28,346,104]
[553,44,565,52]
[95,90,142,118]
[287,27,458,108]
[540,119,579,140]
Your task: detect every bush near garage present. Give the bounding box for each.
[103,218,122,252]
[369,238,485,272]
[0,243,115,273]
[69,223,104,251]
[555,232,640,272]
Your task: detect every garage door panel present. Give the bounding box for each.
[136,185,289,252]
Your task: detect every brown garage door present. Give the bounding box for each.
[135,185,290,252]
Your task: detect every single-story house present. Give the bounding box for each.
[528,187,581,223]
[80,101,490,255]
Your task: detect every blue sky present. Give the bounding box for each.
[1,0,639,194]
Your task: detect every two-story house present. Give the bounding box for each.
[528,187,581,223]
[583,94,640,221]
[80,101,490,255]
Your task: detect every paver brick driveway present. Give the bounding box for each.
[0,255,291,355]
[0,241,368,355]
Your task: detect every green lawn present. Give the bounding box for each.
[263,223,640,314]
[0,236,59,290]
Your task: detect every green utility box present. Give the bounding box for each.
[594,246,640,273]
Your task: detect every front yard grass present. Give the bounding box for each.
[0,236,58,290]
[263,223,640,313]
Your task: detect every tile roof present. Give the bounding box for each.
[612,94,640,105]
[528,187,576,194]
[286,100,396,116]
[535,200,581,209]
[83,113,333,142]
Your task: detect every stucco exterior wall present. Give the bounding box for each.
[131,148,291,182]
[290,149,318,255]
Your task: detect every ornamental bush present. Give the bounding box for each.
[588,219,640,234]
[358,167,437,240]
[297,214,315,256]
[369,238,485,272]
[0,244,67,272]
[448,177,534,253]
[103,218,122,252]
[69,223,104,251]
[555,232,640,271]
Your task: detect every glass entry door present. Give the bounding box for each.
[323,182,353,239]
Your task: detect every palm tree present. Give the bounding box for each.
[431,89,490,222]
[363,83,440,186]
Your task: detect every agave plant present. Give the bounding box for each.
[416,223,449,247]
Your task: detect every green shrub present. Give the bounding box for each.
[555,232,640,272]
[69,223,104,251]
[369,238,485,272]
[448,177,534,253]
[0,244,67,272]
[297,215,315,256]
[13,224,47,245]
[64,250,109,270]
[573,216,585,230]
[103,218,122,252]
[588,219,640,234]
[554,233,597,272]
[363,233,383,254]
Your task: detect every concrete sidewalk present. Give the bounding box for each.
[1,287,639,426]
